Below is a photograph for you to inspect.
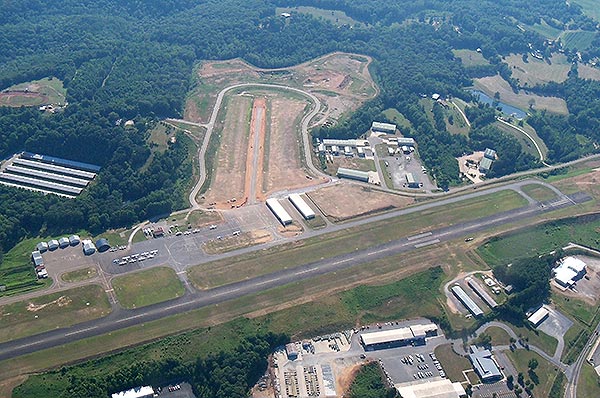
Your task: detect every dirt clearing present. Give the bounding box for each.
[308,183,414,222]
[263,95,323,196]
[203,95,251,208]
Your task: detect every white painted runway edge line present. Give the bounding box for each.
[407,232,432,241]
[414,239,440,248]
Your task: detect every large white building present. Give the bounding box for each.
[360,323,438,350]
[371,121,397,134]
[288,194,315,220]
[554,257,586,288]
[111,386,154,398]
[266,198,293,226]
[396,379,466,398]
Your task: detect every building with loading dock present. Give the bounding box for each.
[360,323,438,350]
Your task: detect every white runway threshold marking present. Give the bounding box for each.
[407,232,433,241]
[414,239,440,248]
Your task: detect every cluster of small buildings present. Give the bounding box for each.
[553,256,586,289]
[451,276,498,318]
[31,235,81,279]
[0,152,100,198]
[478,148,496,174]
[316,138,371,159]
[360,323,438,350]
[31,236,110,278]
[266,194,315,226]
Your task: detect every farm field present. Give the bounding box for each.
[573,0,600,21]
[526,19,563,39]
[506,53,570,86]
[112,267,185,309]
[0,77,66,107]
[473,75,568,114]
[560,30,596,50]
[0,285,111,344]
[452,49,489,67]
[578,64,600,81]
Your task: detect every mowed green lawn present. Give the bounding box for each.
[507,349,565,398]
[434,344,472,382]
[60,267,98,283]
[578,363,600,397]
[112,267,185,309]
[521,184,558,202]
[477,215,600,266]
[0,285,111,343]
[188,189,527,289]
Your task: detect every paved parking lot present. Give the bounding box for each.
[39,243,98,280]
[537,306,573,341]
[156,382,196,398]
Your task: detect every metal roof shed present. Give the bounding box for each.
[36,241,48,252]
[47,239,59,250]
[337,167,370,182]
[69,235,81,245]
[266,198,293,226]
[288,194,315,220]
[96,238,110,252]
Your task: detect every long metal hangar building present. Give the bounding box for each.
[360,323,438,350]
[0,152,100,198]
[266,198,293,226]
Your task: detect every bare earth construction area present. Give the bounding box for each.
[195,52,378,208]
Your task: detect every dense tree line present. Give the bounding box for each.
[494,253,560,320]
[13,332,288,398]
[0,0,598,260]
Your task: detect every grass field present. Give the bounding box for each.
[553,293,598,325]
[485,326,512,345]
[508,323,558,356]
[382,108,413,131]
[477,214,600,267]
[527,19,563,39]
[521,184,558,202]
[560,30,596,50]
[0,77,66,107]
[473,75,568,115]
[276,6,364,27]
[507,349,564,398]
[60,267,98,283]
[495,120,549,159]
[0,238,54,297]
[0,285,111,344]
[188,190,527,289]
[112,267,185,309]
[573,0,600,21]
[577,363,600,397]
[452,49,489,67]
[202,230,271,255]
[505,53,570,86]
[578,64,600,81]
[434,344,471,382]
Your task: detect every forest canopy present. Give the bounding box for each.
[0,0,598,262]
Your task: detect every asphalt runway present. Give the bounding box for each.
[0,191,590,362]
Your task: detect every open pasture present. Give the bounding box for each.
[506,53,570,86]
[473,75,568,114]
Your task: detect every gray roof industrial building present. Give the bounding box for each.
[451,285,484,317]
[336,167,370,182]
[468,346,502,382]
[371,121,397,134]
